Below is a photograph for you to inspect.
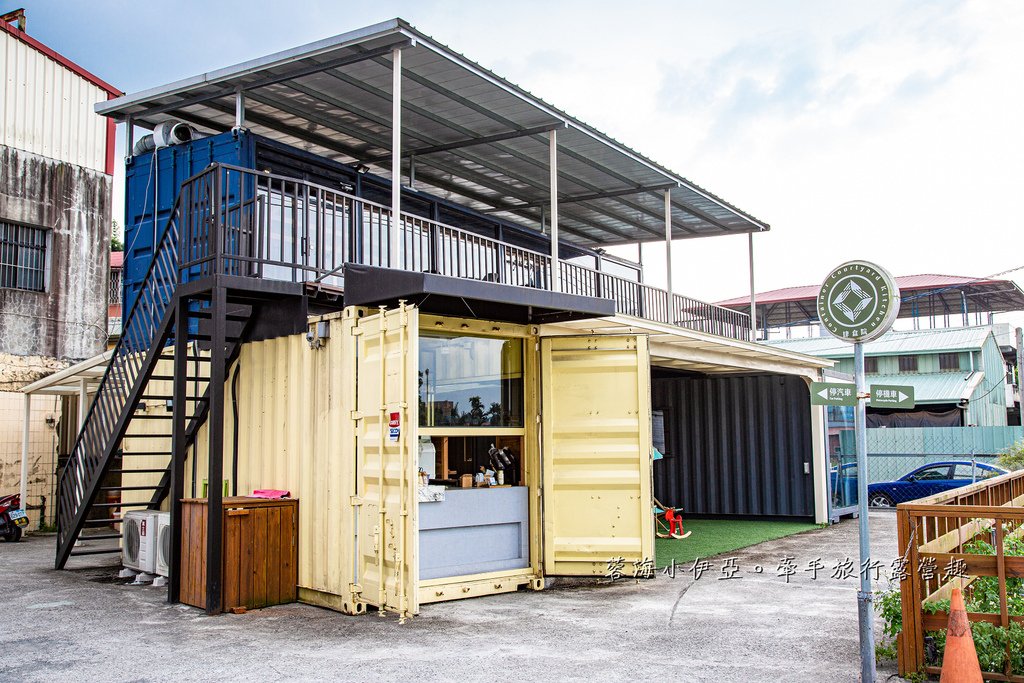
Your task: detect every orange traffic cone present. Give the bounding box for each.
[939,587,983,683]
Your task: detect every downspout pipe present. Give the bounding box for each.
[231,362,241,497]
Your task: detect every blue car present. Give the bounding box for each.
[866,461,1009,508]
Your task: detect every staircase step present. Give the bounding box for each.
[157,355,209,362]
[117,451,171,456]
[91,502,152,509]
[150,375,208,381]
[187,334,243,342]
[190,310,251,322]
[140,394,208,402]
[121,434,171,439]
[130,414,174,420]
[110,468,168,474]
[69,546,122,557]
[100,485,162,492]
[83,518,124,526]
[81,533,122,541]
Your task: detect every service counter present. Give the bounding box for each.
[418,486,529,580]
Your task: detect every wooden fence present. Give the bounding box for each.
[897,469,1024,680]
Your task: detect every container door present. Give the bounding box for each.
[540,335,653,576]
[352,305,419,618]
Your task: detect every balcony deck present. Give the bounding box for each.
[177,164,751,340]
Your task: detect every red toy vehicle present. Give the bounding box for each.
[0,493,29,542]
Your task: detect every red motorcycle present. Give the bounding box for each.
[0,493,29,542]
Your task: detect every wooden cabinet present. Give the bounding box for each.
[180,497,298,612]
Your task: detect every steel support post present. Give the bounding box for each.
[549,128,560,292]
[19,393,30,517]
[234,89,245,131]
[205,284,227,615]
[748,232,757,338]
[390,46,402,269]
[664,188,673,295]
[169,296,189,604]
[854,341,877,683]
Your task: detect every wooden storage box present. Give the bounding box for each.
[180,497,298,612]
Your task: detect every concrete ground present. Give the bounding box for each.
[0,513,905,682]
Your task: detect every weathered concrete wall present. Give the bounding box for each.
[0,145,110,361]
[0,352,68,392]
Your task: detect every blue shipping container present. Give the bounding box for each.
[123,131,254,317]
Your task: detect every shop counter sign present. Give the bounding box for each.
[810,382,857,407]
[817,261,901,343]
[388,412,400,442]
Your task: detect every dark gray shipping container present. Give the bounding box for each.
[652,373,814,519]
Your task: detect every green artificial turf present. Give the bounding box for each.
[655,519,819,568]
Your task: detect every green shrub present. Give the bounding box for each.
[971,621,1007,673]
[997,440,1024,471]
[1010,622,1024,675]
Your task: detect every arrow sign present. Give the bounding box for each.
[810,381,857,406]
[869,384,915,409]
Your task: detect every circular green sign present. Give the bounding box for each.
[817,261,900,343]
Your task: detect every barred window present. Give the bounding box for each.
[938,352,960,371]
[0,222,48,292]
[864,357,879,373]
[109,268,122,305]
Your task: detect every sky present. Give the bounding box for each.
[9,0,1024,324]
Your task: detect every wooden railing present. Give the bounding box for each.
[896,469,1024,681]
[176,163,751,341]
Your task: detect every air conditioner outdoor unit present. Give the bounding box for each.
[155,512,171,577]
[121,510,159,574]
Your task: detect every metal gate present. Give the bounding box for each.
[540,335,653,576]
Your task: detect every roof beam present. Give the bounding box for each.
[489,183,678,211]
[120,43,407,121]
[348,63,674,240]
[284,73,650,242]
[361,122,563,164]
[240,92,621,242]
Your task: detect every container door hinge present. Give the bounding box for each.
[350,410,364,421]
[350,496,362,506]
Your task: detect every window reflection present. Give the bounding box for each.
[419,333,524,428]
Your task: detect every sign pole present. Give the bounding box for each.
[854,341,876,682]
[817,260,899,683]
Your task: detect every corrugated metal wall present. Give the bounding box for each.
[0,30,109,173]
[180,314,354,605]
[652,374,814,519]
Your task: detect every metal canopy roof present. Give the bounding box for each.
[718,274,1024,328]
[96,18,768,248]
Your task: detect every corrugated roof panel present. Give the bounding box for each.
[864,372,983,404]
[764,327,995,358]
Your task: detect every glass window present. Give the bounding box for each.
[864,357,879,373]
[953,464,1002,480]
[938,353,960,371]
[910,465,950,481]
[419,333,523,428]
[898,355,918,373]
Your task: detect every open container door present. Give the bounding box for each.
[352,304,419,619]
[540,335,653,576]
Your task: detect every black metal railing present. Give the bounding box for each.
[179,163,751,338]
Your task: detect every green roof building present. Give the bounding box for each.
[768,326,1012,428]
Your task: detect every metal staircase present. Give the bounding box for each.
[55,184,254,569]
